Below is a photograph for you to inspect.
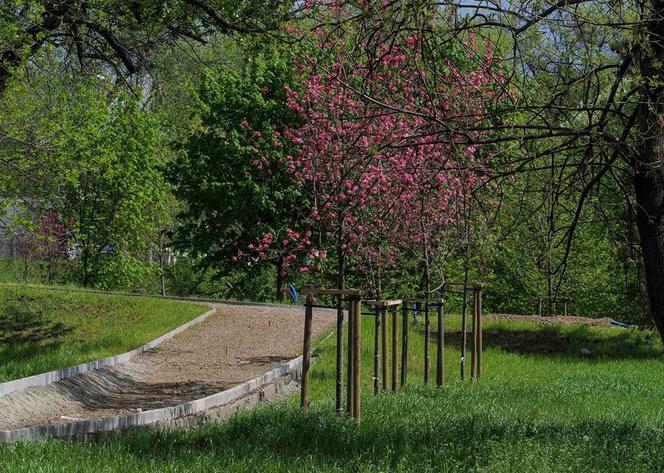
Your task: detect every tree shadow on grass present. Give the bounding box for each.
[0,299,73,345]
[429,325,663,360]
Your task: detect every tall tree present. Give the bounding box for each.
[171,43,308,300]
[268,9,504,297]
[0,0,297,94]
[305,0,664,338]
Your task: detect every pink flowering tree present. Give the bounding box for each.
[18,210,73,283]
[247,4,506,296]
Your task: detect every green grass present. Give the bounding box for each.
[0,258,38,284]
[0,285,208,382]
[1,310,664,472]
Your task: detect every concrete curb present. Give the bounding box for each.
[0,355,304,443]
[0,306,217,397]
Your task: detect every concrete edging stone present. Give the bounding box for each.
[0,355,304,443]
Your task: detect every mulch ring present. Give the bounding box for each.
[485,314,614,327]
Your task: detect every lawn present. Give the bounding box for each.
[0,285,209,382]
[1,308,664,472]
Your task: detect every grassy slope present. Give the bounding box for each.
[0,285,208,382]
[1,313,664,472]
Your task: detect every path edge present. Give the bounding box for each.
[0,306,217,397]
[0,355,304,443]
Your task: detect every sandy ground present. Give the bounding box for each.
[486,314,614,327]
[0,303,336,430]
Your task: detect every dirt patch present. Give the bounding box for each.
[485,314,614,327]
[0,303,336,430]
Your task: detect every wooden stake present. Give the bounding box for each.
[538,297,542,316]
[461,285,468,380]
[392,306,398,391]
[401,303,408,387]
[424,302,430,385]
[563,300,568,317]
[381,307,388,391]
[301,298,314,409]
[477,286,483,380]
[471,289,478,381]
[335,295,344,415]
[352,297,361,423]
[346,298,354,416]
[373,307,380,395]
[436,299,445,387]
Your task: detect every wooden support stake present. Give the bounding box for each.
[346,299,354,416]
[461,285,468,380]
[381,307,388,391]
[336,295,344,415]
[424,302,430,385]
[391,306,398,391]
[563,300,568,317]
[436,299,445,387]
[351,298,361,423]
[538,297,542,317]
[477,286,483,379]
[471,289,478,381]
[401,303,408,386]
[301,298,314,409]
[373,307,380,395]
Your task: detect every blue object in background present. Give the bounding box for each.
[289,284,299,303]
[610,319,633,329]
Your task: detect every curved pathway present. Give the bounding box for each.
[0,303,335,430]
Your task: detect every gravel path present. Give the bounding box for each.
[0,303,336,430]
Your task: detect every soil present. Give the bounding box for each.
[485,314,614,327]
[0,303,336,430]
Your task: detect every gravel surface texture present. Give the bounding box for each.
[0,303,336,430]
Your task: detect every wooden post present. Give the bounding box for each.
[436,299,445,387]
[351,297,361,423]
[373,307,380,395]
[300,287,362,418]
[336,295,344,415]
[381,307,388,391]
[401,303,408,386]
[461,285,468,380]
[301,297,314,409]
[424,302,430,385]
[347,297,354,416]
[471,289,478,381]
[477,285,483,379]
[538,297,542,316]
[563,300,568,317]
[391,306,398,391]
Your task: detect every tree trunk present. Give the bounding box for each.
[634,168,664,338]
[275,258,285,301]
[634,0,664,340]
[337,244,346,290]
[159,251,166,296]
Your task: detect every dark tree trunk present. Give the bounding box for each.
[634,0,664,340]
[634,167,664,337]
[275,258,285,301]
[159,251,166,296]
[337,242,346,291]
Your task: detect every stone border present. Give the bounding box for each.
[0,305,217,396]
[0,355,303,443]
